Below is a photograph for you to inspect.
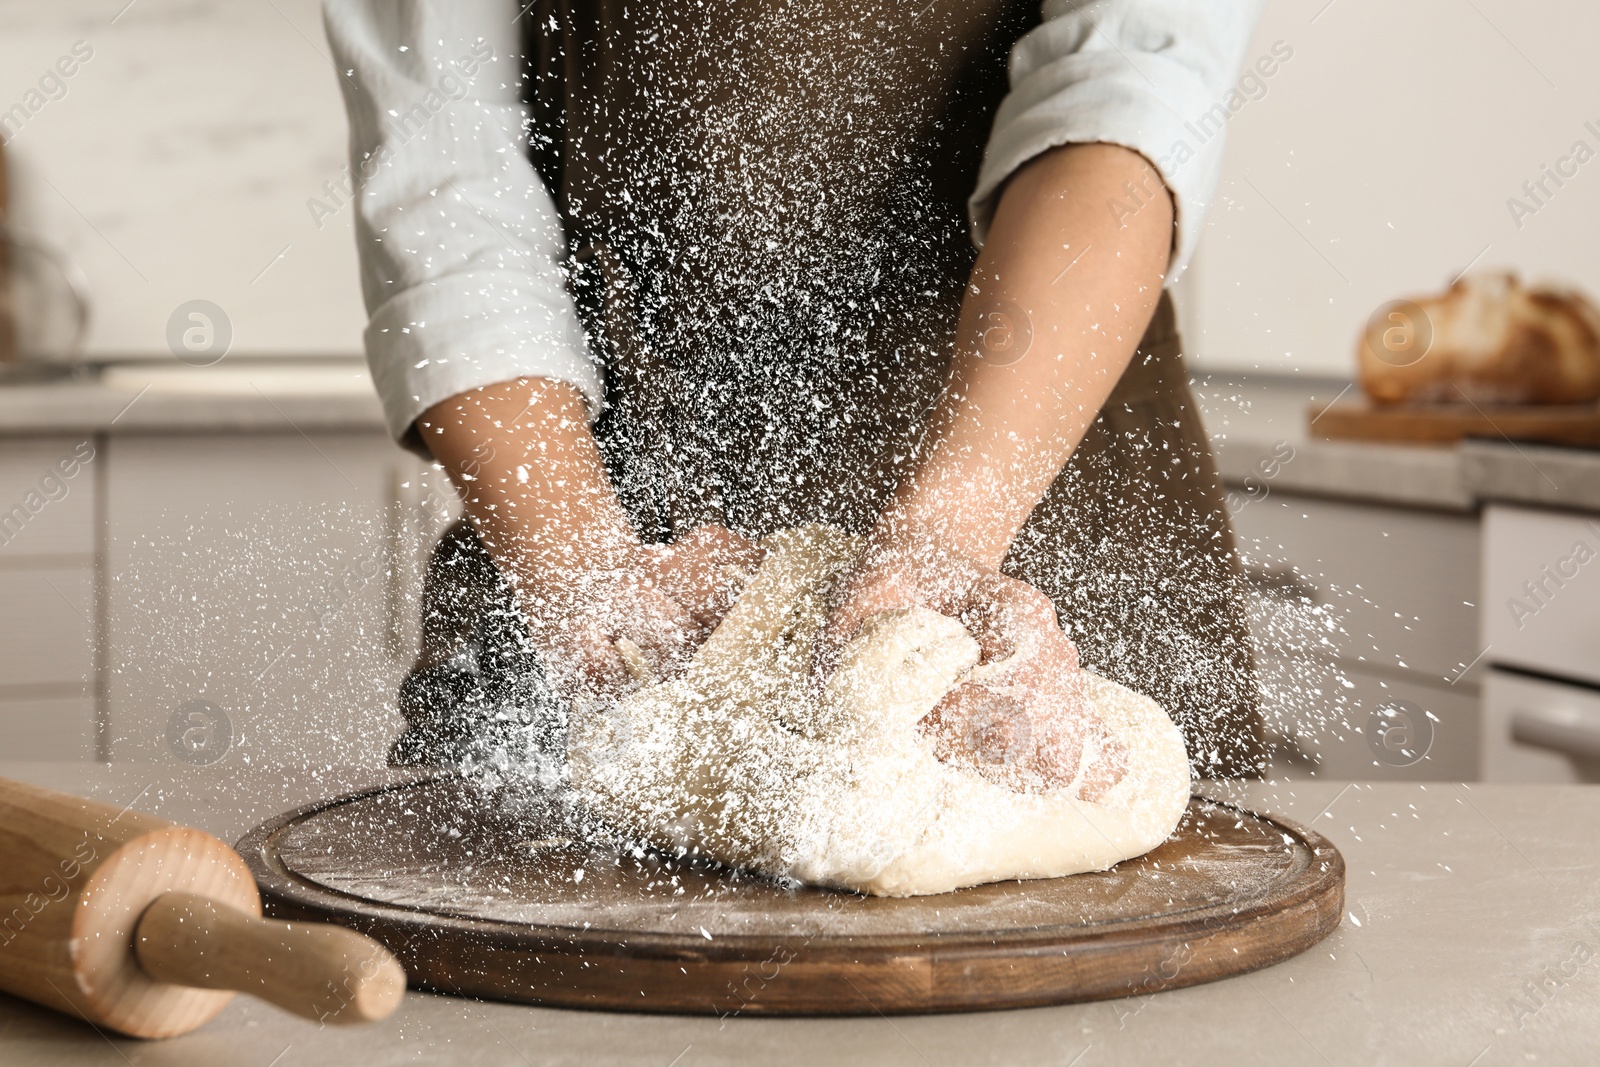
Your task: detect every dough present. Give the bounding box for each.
[568,526,1191,897]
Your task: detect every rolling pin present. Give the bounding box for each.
[0,776,405,1039]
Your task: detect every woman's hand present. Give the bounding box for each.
[640,524,765,638]
[816,528,1124,797]
[419,379,765,702]
[806,145,1169,797]
[515,523,762,701]
[516,562,697,700]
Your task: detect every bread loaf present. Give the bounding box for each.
[1359,272,1600,405]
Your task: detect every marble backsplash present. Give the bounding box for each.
[0,0,363,358]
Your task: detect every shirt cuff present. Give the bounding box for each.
[364,268,603,450]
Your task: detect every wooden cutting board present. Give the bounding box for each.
[238,774,1344,1015]
[1311,398,1600,446]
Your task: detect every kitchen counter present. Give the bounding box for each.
[1195,374,1600,514]
[0,761,1593,1066]
[5,365,1599,514]
[0,360,384,435]
[1460,439,1600,513]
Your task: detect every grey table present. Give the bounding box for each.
[0,762,1593,1066]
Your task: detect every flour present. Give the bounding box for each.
[568,525,1191,897]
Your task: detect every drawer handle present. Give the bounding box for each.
[1242,562,1320,600]
[1511,705,1600,761]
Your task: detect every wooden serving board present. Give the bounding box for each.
[1311,398,1600,446]
[238,774,1344,1015]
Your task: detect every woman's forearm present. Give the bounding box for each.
[883,142,1174,569]
[420,378,759,691]
[422,147,1171,589]
[418,378,640,589]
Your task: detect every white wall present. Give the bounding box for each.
[1179,0,1600,378]
[0,0,362,357]
[6,0,1594,373]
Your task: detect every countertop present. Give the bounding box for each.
[4,364,1599,513]
[0,761,1594,1066]
[1194,375,1600,514]
[0,361,385,436]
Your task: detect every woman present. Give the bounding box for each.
[324,0,1267,781]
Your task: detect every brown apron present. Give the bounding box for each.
[392,0,1265,777]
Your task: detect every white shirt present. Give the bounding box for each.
[321,0,1264,445]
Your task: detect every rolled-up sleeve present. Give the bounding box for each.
[971,0,1265,283]
[322,0,600,448]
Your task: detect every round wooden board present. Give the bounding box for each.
[238,774,1344,1015]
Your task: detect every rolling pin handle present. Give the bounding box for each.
[132,891,405,1025]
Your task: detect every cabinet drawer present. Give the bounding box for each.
[106,433,408,766]
[1481,505,1600,687]
[0,568,94,687]
[0,437,97,558]
[1232,493,1480,682]
[0,696,95,760]
[1481,669,1600,783]
[1258,656,1479,781]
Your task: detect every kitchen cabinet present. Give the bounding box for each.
[1251,650,1479,780]
[0,696,96,760]
[0,436,97,557]
[102,432,425,769]
[1229,492,1483,779]
[1480,505,1600,687]
[0,568,94,687]
[1479,504,1600,782]
[0,436,99,759]
[1481,669,1600,783]
[0,424,447,766]
[1232,494,1480,678]
[1213,422,1600,782]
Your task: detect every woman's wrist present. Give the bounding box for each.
[418,375,652,602]
[871,481,1016,574]
[493,507,645,605]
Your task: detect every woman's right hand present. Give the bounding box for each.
[517,563,697,701]
[418,380,762,703]
[516,523,762,701]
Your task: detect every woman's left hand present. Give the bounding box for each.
[814,529,1125,798]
